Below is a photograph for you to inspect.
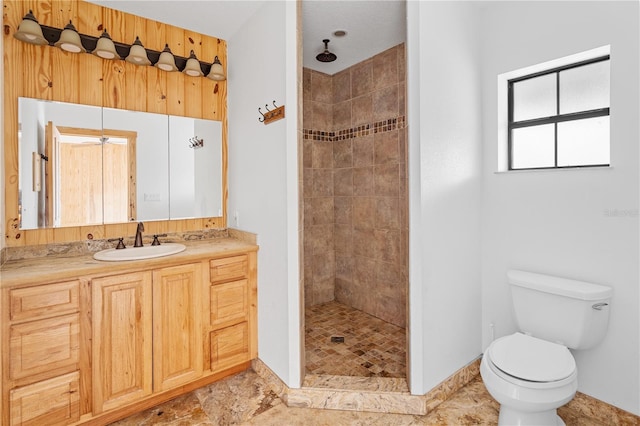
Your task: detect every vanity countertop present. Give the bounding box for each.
[0,238,258,289]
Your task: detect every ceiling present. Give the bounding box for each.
[89,0,406,75]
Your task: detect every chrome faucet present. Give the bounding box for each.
[134,222,144,247]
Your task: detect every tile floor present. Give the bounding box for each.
[304,301,406,377]
[111,368,612,425]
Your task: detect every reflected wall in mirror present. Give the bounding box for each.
[18,98,223,230]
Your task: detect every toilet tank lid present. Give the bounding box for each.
[507,270,612,301]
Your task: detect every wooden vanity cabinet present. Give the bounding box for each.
[2,246,257,426]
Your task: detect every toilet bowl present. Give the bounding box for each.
[481,332,578,425]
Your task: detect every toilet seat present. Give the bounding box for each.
[488,333,576,383]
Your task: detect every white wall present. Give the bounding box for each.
[227,1,301,387]
[407,1,483,394]
[479,1,639,414]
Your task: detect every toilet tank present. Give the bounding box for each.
[507,270,612,350]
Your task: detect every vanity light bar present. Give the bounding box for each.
[13,10,226,80]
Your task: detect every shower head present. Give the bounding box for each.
[316,39,337,63]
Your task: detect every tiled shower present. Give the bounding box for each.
[302,44,408,376]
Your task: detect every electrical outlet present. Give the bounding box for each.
[234,210,240,227]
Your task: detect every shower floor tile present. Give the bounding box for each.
[305,301,406,377]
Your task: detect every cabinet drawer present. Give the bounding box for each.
[210,322,249,372]
[10,281,80,322]
[9,371,80,426]
[10,313,80,380]
[210,280,248,327]
[209,255,248,283]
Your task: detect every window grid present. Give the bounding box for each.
[508,55,610,170]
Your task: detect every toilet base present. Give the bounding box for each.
[498,406,565,426]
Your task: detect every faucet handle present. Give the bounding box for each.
[152,234,167,246]
[108,237,126,249]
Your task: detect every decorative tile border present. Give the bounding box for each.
[304,115,406,142]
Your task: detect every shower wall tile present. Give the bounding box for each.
[307,224,335,253]
[312,169,334,196]
[303,139,313,168]
[374,130,399,165]
[303,98,313,129]
[336,255,354,281]
[312,102,333,130]
[309,197,334,225]
[303,68,312,99]
[333,100,352,131]
[375,196,400,230]
[373,46,398,91]
[352,94,373,126]
[351,59,373,98]
[313,251,335,281]
[373,84,399,122]
[311,70,333,104]
[312,141,333,169]
[333,139,353,168]
[353,135,374,167]
[313,280,335,305]
[374,164,399,196]
[303,171,314,198]
[353,167,374,196]
[353,197,376,229]
[353,229,373,258]
[334,224,353,254]
[333,168,353,196]
[333,69,351,104]
[399,82,406,116]
[398,43,406,83]
[334,197,352,225]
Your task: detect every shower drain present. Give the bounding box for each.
[330,336,345,343]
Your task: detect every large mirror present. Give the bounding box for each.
[18,97,222,230]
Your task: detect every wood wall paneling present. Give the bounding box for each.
[4,0,228,247]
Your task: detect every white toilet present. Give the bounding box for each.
[481,270,612,426]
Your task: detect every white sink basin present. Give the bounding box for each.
[93,243,186,261]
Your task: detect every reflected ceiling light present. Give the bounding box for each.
[125,36,151,65]
[206,56,226,81]
[155,44,178,72]
[54,20,85,53]
[93,29,118,59]
[183,50,203,77]
[14,10,48,45]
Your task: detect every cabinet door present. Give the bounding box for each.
[153,263,203,392]
[9,371,80,426]
[92,272,153,413]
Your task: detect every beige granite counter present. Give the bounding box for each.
[0,238,258,289]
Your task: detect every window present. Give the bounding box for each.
[508,56,610,170]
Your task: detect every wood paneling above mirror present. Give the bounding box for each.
[3,0,228,247]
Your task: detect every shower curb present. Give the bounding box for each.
[252,357,481,416]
